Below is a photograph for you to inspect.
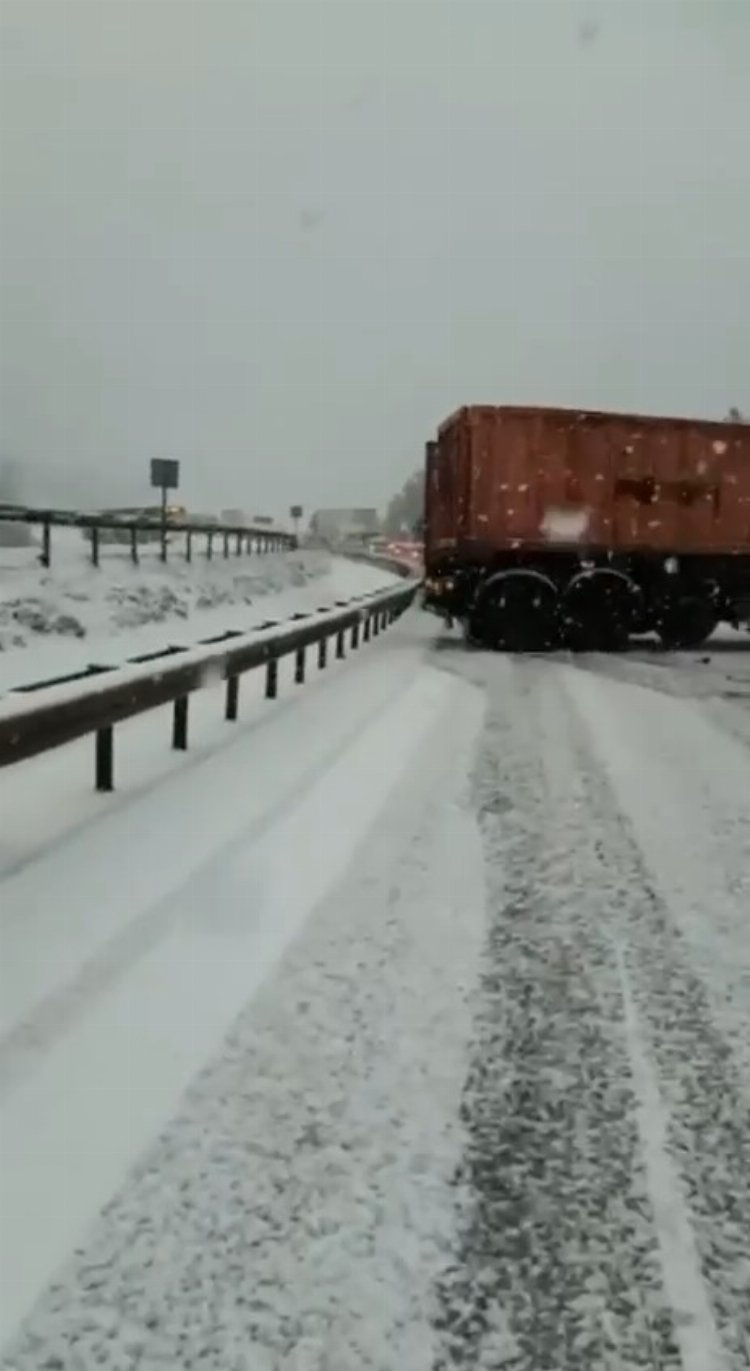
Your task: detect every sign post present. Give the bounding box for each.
[290,504,303,539]
[150,459,180,563]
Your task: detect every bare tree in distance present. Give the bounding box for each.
[384,469,424,536]
[726,407,747,422]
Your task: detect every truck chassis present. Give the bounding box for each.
[424,547,750,651]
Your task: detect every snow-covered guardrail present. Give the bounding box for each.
[0,580,419,790]
[0,504,296,568]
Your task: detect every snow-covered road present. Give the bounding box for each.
[431,640,750,1370]
[1,615,749,1369]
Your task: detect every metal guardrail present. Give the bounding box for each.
[0,504,296,568]
[0,580,419,790]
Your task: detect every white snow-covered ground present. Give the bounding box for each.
[2,613,750,1369]
[0,542,397,692]
[0,611,487,1366]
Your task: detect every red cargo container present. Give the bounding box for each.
[424,405,750,651]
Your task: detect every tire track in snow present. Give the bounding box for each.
[614,947,728,1371]
[433,660,681,1370]
[563,676,750,1369]
[432,657,747,1370]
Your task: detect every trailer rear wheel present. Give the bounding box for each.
[560,569,641,651]
[470,570,559,652]
[656,596,718,650]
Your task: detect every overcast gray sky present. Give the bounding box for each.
[1,0,748,517]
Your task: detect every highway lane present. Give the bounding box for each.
[2,616,749,1370]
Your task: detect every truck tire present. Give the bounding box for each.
[471,570,559,652]
[656,596,718,650]
[560,569,641,651]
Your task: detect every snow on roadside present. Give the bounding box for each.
[2,665,487,1370]
[0,544,329,652]
[0,552,399,692]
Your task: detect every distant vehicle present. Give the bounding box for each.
[423,404,750,651]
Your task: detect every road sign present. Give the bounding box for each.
[150,459,180,491]
[150,460,180,562]
[290,505,303,521]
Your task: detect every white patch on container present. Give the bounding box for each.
[696,459,708,475]
[540,507,590,542]
[712,440,728,455]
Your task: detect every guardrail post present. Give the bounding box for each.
[295,646,306,684]
[91,524,100,568]
[351,619,360,649]
[318,636,328,669]
[363,615,371,642]
[223,532,230,559]
[372,612,380,636]
[95,726,114,792]
[336,628,345,659]
[186,530,192,564]
[130,526,139,565]
[225,673,239,720]
[172,696,189,750]
[207,532,214,560]
[235,532,242,556]
[265,657,279,699]
[41,518,51,568]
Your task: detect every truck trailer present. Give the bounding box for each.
[423,405,750,651]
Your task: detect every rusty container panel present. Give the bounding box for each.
[611,418,750,552]
[425,415,472,557]
[433,405,750,556]
[465,408,613,550]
